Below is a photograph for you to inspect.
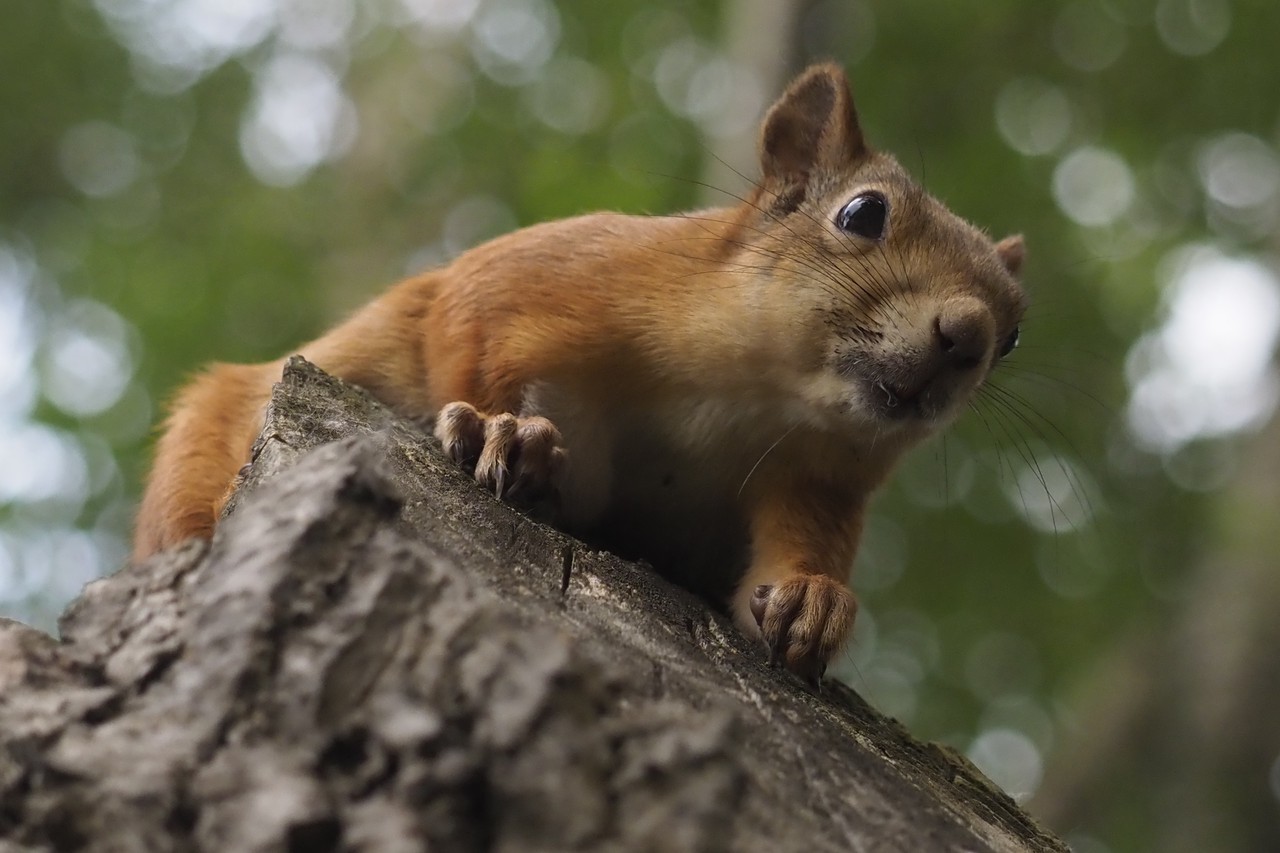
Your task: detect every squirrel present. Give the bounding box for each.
[133,63,1026,682]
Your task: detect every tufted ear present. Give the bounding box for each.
[758,63,867,207]
[995,235,1025,277]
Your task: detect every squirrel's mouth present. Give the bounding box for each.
[833,348,984,428]
[873,381,924,417]
[870,380,933,421]
[861,373,974,425]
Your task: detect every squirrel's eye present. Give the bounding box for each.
[836,192,888,240]
[998,326,1020,359]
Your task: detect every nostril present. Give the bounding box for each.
[933,317,956,353]
[933,313,986,370]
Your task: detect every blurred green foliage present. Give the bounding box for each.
[3,1,1279,850]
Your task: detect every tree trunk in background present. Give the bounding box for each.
[699,0,809,204]
[0,358,1064,853]
[1032,413,1280,852]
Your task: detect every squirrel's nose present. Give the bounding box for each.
[933,302,992,370]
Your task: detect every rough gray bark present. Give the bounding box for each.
[0,357,1065,853]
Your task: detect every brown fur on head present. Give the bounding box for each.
[738,63,1027,442]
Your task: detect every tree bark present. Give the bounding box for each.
[0,357,1064,853]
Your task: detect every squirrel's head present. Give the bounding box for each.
[743,63,1026,440]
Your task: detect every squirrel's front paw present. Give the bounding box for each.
[434,401,566,502]
[740,574,855,683]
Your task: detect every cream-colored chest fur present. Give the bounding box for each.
[523,383,805,593]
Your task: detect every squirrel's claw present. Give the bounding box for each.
[435,403,564,506]
[743,575,854,685]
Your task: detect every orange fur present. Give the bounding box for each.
[134,64,1027,678]
[133,361,273,558]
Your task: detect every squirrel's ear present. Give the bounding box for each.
[995,235,1025,277]
[758,63,866,204]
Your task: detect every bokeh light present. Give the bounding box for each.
[1052,146,1135,227]
[240,53,358,186]
[1126,246,1280,454]
[968,727,1044,802]
[995,78,1073,158]
[1155,0,1231,56]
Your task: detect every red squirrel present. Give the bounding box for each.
[134,64,1026,681]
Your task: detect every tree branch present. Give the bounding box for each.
[0,357,1064,852]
